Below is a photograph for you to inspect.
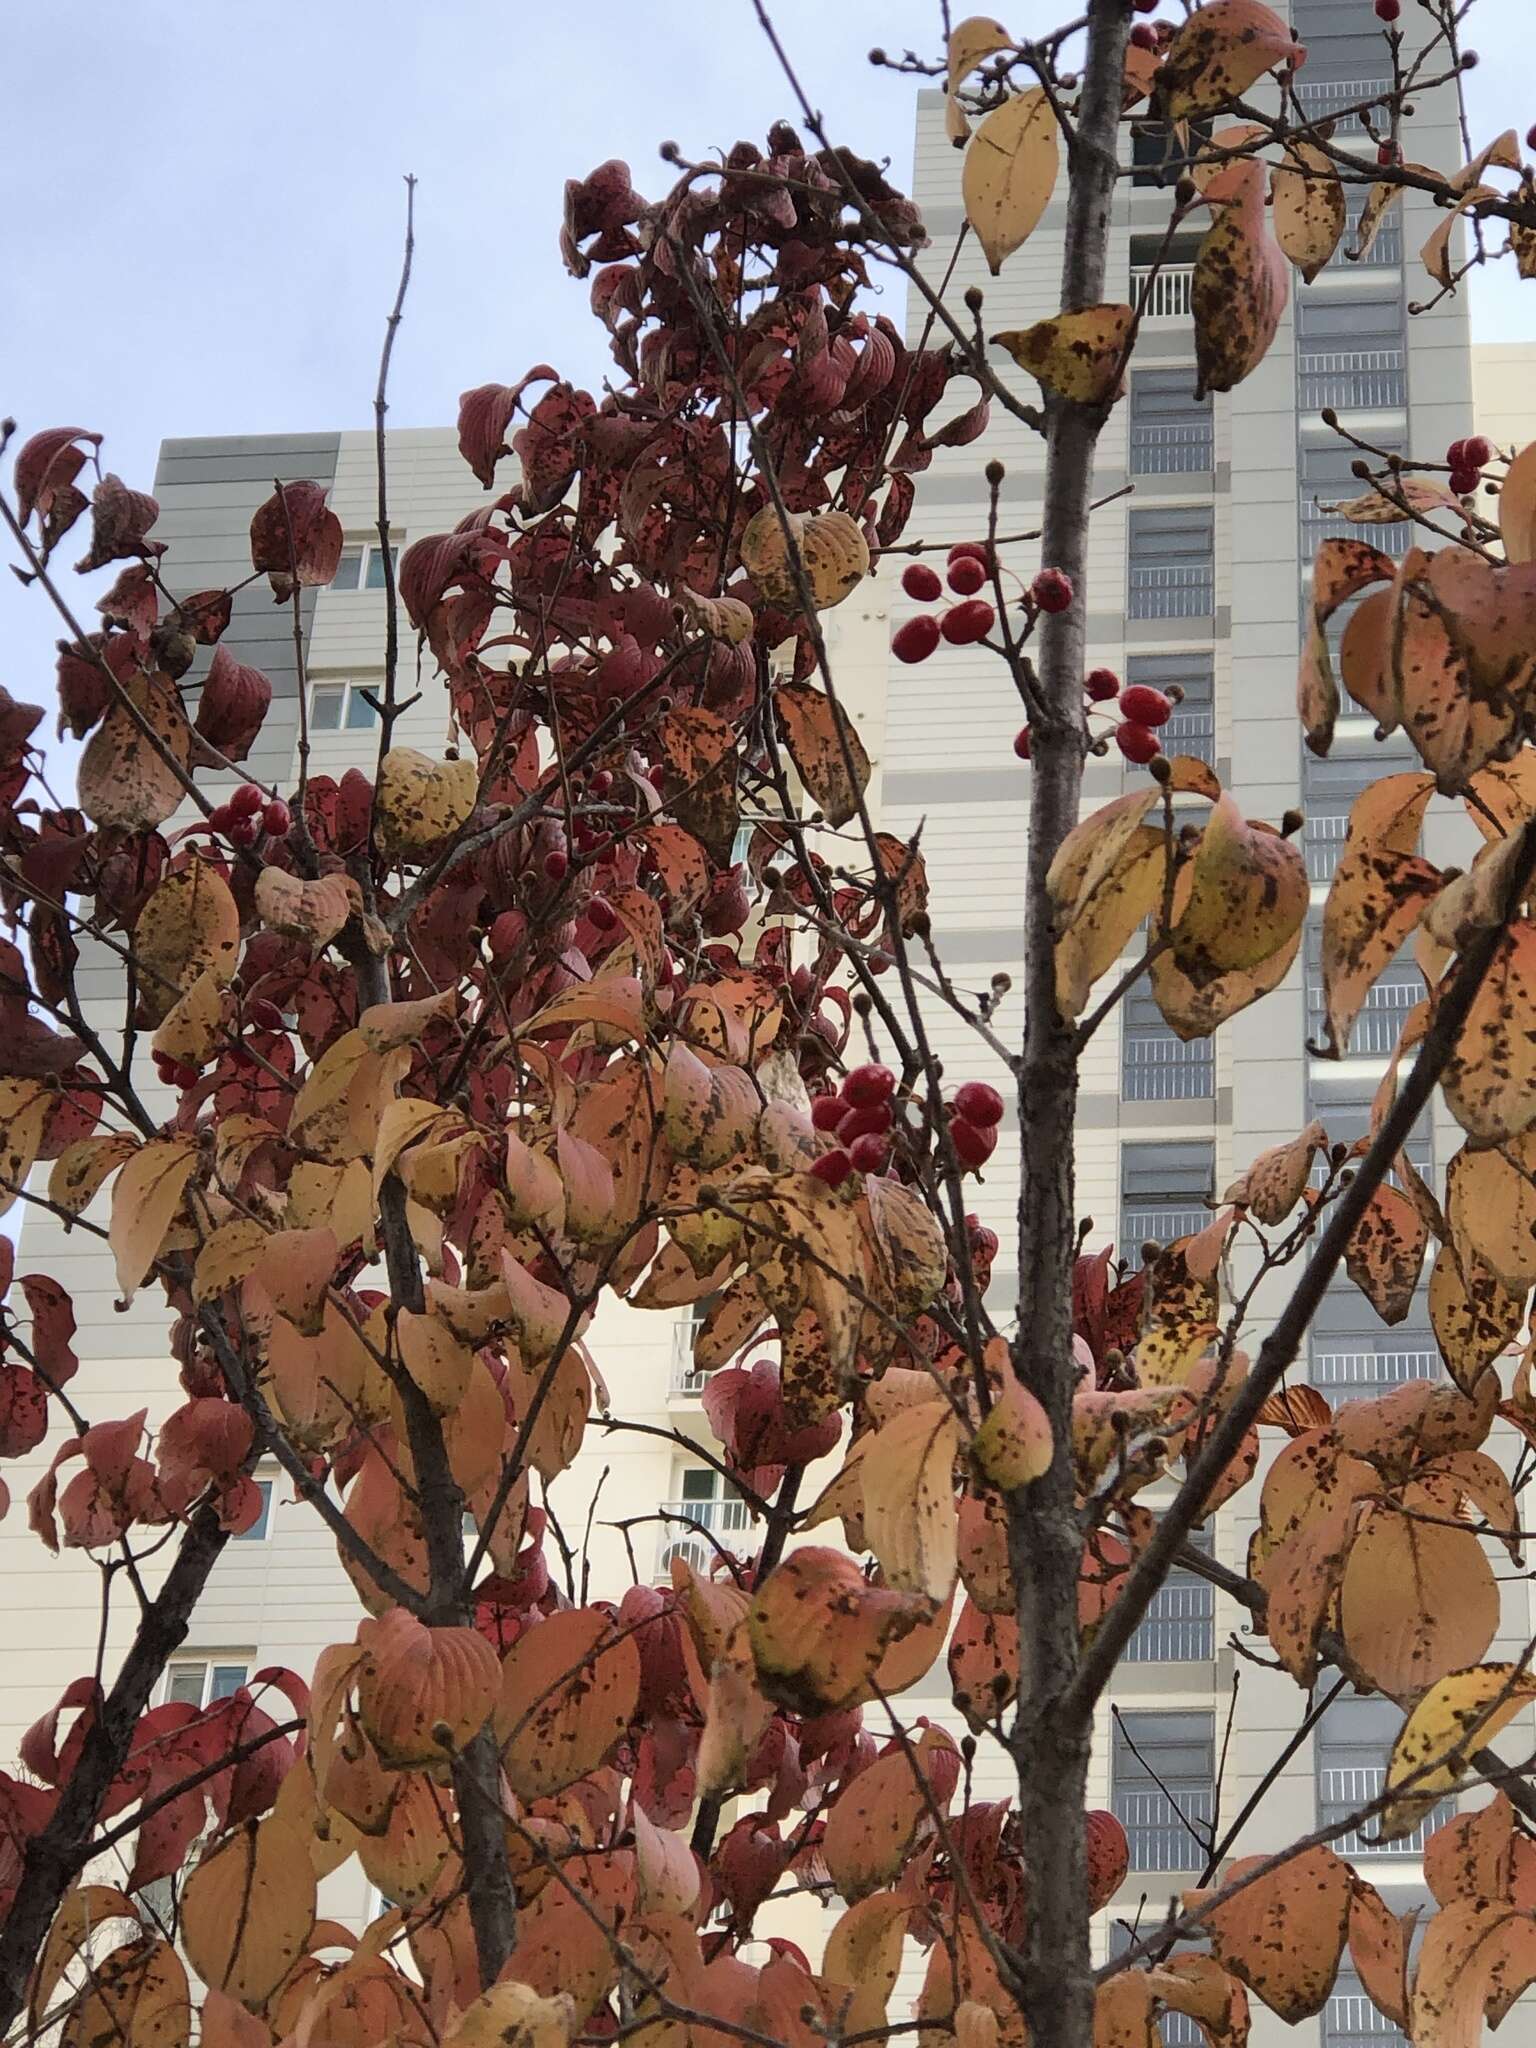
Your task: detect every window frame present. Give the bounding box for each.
[164,1657,252,1709]
[328,540,401,594]
[308,679,381,733]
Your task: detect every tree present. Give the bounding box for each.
[4,3,1536,2044]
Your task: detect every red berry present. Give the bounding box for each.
[838,1102,894,1143]
[970,1222,1000,1259]
[951,1118,997,1170]
[230,782,264,816]
[1527,125,1536,154]
[1449,467,1480,496]
[1086,668,1120,702]
[1031,568,1074,614]
[947,543,990,569]
[811,1094,846,1132]
[588,895,619,932]
[954,1081,1005,1128]
[893,614,942,664]
[229,816,258,847]
[543,849,569,881]
[940,599,995,645]
[1133,0,1157,10]
[1447,439,1468,468]
[901,562,943,602]
[208,803,235,834]
[809,1149,853,1189]
[947,555,987,596]
[262,798,292,836]
[1118,684,1172,728]
[590,769,614,796]
[153,1053,176,1083]
[1130,22,1158,49]
[842,1063,895,1109]
[1375,0,1400,19]
[1116,722,1161,765]
[1463,435,1492,469]
[1377,141,1397,167]
[174,1062,201,1089]
[849,1132,890,1174]
[1013,727,1032,762]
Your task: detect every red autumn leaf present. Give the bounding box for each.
[0,1365,48,1458]
[457,368,558,489]
[193,645,273,764]
[155,1399,255,1515]
[15,425,101,527]
[74,474,165,572]
[249,480,343,600]
[19,1276,80,1385]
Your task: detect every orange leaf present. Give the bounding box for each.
[497,1608,640,1801]
[1340,1500,1498,1696]
[180,1816,316,2009]
[1160,0,1297,118]
[821,1727,956,1901]
[1199,1845,1351,2022]
[1192,161,1289,395]
[773,682,871,830]
[355,1611,500,1768]
[747,1546,929,1714]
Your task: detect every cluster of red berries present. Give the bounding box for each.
[1014,668,1173,771]
[893,546,996,662]
[152,1052,201,1090]
[1446,434,1493,497]
[809,1063,899,1185]
[207,782,291,847]
[947,1080,1005,1171]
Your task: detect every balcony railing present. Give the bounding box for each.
[670,1319,708,1398]
[655,1494,753,1579]
[1325,1990,1407,2047]
[1341,212,1403,268]
[1129,420,1214,476]
[1305,812,1350,885]
[1308,977,1417,1057]
[1313,1348,1439,1403]
[1128,563,1215,621]
[1113,1787,1215,1872]
[1293,77,1392,133]
[1123,1032,1215,1103]
[1299,348,1406,414]
[1301,511,1410,559]
[1318,1765,1448,1854]
[1120,1202,1211,1249]
[1159,705,1215,764]
[1130,263,1195,321]
[1125,1579,1215,1663]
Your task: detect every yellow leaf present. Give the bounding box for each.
[33,1886,140,2031]
[773,682,870,830]
[442,1984,577,2048]
[945,15,1013,144]
[0,1079,52,1220]
[1173,794,1308,981]
[1383,1664,1536,1840]
[133,856,239,1023]
[861,1399,959,1603]
[520,975,646,1042]
[357,989,456,1050]
[375,748,478,856]
[1193,161,1289,396]
[1223,1123,1326,1224]
[864,1174,947,1319]
[1341,1498,1498,1696]
[395,1307,473,1417]
[972,1371,1052,1489]
[152,968,226,1068]
[253,866,357,949]
[992,304,1133,405]
[192,1218,269,1302]
[1272,141,1346,282]
[1501,439,1536,564]
[740,506,869,612]
[372,1097,453,1201]
[62,1938,188,2048]
[78,672,192,831]
[109,1138,197,1298]
[48,1132,137,1218]
[1441,923,1536,1144]
[1298,538,1398,756]
[1427,1242,1524,1396]
[180,1816,316,2008]
[823,1892,909,2039]
[1161,0,1296,119]
[961,88,1058,276]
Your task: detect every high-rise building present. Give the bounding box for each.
[7,8,1536,2040]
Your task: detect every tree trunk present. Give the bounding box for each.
[1007,8,1133,2045]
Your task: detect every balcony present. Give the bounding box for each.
[1305,812,1349,885]
[1130,263,1194,322]
[1340,212,1403,269]
[1129,419,1214,476]
[1325,1987,1407,2047]
[1113,1787,1215,1872]
[1300,511,1410,560]
[1125,1578,1215,1663]
[1312,1347,1440,1404]
[1307,976,1417,1057]
[1122,1032,1215,1103]
[1128,562,1215,621]
[670,1319,708,1398]
[1293,77,1391,134]
[1299,348,1406,415]
[1159,703,1215,764]
[1120,1202,1211,1249]
[1318,1765,1448,1854]
[655,1494,753,1579]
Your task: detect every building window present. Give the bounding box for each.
[1130,118,1213,189]
[1304,924,1421,1061]
[1120,1142,1214,1253]
[1316,1691,1450,1856]
[1300,442,1408,560]
[657,1468,751,1581]
[1128,508,1214,622]
[1111,1712,1215,1872]
[1122,984,1215,1104]
[1129,373,1213,476]
[309,680,380,732]
[330,542,399,593]
[1126,1529,1214,1664]
[1297,295,1406,415]
[671,1302,711,1400]
[1125,654,1214,765]
[165,1659,250,1709]
[1324,1968,1407,2048]
[233,1476,274,1542]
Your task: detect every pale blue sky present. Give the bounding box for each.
[2,0,1531,701]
